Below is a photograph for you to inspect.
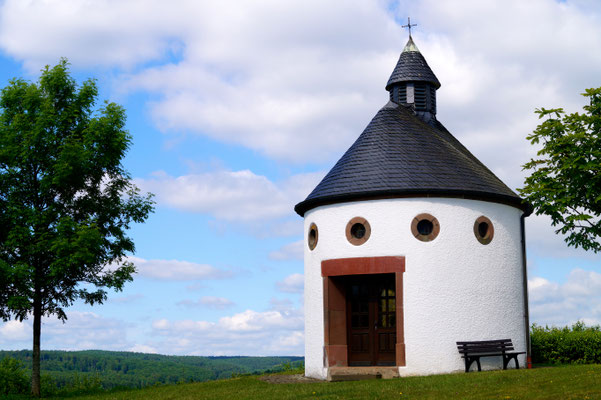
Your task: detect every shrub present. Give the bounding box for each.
[531,321,601,364]
[0,356,29,395]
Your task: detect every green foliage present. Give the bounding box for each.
[39,374,59,397]
[0,58,154,323]
[0,59,154,395]
[531,321,601,364]
[0,367,104,398]
[262,360,304,375]
[0,356,28,395]
[45,373,103,397]
[520,87,601,252]
[0,350,304,390]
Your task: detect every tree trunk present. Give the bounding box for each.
[32,295,42,397]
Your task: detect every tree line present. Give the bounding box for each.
[0,350,304,391]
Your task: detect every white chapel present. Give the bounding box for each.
[294,35,531,379]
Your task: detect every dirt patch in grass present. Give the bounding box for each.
[258,374,322,384]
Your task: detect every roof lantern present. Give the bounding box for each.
[386,36,440,119]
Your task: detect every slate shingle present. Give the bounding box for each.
[294,101,525,216]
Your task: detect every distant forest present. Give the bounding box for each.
[0,350,304,389]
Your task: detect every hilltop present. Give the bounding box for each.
[48,364,601,400]
[0,350,303,389]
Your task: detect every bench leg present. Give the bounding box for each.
[464,357,482,372]
[465,357,480,372]
[503,355,519,370]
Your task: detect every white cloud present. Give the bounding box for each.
[1,1,600,168]
[130,256,232,280]
[0,320,29,342]
[219,310,297,332]
[276,273,304,294]
[528,277,561,303]
[135,170,322,222]
[0,0,182,70]
[129,344,158,354]
[269,240,304,261]
[0,0,399,162]
[529,269,601,326]
[43,312,132,350]
[525,213,601,260]
[117,1,399,162]
[177,296,235,310]
[149,307,304,355]
[0,311,133,351]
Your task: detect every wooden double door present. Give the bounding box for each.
[346,273,396,366]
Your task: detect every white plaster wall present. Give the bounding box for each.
[303,197,527,379]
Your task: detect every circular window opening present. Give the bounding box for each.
[411,213,440,242]
[346,217,371,246]
[417,219,434,236]
[308,223,318,251]
[474,216,494,245]
[350,223,366,239]
[478,222,489,238]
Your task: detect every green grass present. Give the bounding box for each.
[49,364,601,400]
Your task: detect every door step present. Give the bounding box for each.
[327,366,399,382]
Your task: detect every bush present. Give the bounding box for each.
[0,356,29,395]
[531,321,601,364]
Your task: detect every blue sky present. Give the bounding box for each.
[1,0,601,356]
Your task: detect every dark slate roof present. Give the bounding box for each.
[294,101,526,216]
[386,37,441,90]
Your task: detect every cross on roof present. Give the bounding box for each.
[401,17,417,37]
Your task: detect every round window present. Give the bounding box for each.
[474,216,494,245]
[346,217,371,246]
[411,213,440,242]
[308,223,318,250]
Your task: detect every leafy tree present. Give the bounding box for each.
[0,59,154,396]
[520,87,601,252]
[0,357,29,395]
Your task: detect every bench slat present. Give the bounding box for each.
[458,346,514,351]
[457,342,512,347]
[458,348,515,354]
[457,339,512,345]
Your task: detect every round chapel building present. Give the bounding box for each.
[294,36,531,379]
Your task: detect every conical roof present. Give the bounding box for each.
[294,101,525,216]
[385,36,441,90]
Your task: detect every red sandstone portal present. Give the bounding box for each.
[321,256,406,367]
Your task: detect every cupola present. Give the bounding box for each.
[386,36,440,122]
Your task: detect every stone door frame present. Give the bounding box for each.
[322,256,406,367]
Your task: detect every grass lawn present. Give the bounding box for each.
[59,364,601,400]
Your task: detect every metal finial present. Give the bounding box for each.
[402,17,417,37]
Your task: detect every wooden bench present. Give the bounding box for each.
[456,339,525,372]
